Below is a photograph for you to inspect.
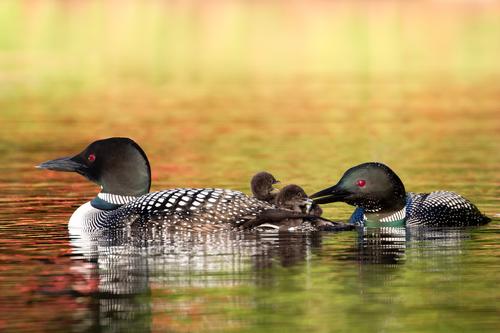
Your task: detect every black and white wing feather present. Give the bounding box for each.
[406,191,489,227]
[111,188,273,230]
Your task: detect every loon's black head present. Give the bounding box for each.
[276,184,311,210]
[251,171,280,201]
[37,137,151,196]
[310,162,406,213]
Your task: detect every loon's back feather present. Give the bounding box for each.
[406,191,489,227]
[102,188,273,231]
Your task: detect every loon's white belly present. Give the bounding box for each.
[68,201,103,230]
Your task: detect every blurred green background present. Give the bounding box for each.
[1,0,500,94]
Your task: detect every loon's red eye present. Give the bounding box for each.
[88,154,96,162]
[357,179,366,187]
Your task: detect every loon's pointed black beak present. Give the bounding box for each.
[310,184,351,204]
[37,156,86,173]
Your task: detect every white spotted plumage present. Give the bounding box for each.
[406,191,487,227]
[91,188,274,231]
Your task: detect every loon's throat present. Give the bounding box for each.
[91,193,139,210]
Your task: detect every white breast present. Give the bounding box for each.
[68,201,102,231]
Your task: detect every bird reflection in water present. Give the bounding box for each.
[68,227,324,332]
[354,226,473,265]
[351,226,474,310]
[66,224,477,332]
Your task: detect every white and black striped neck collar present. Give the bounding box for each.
[98,193,138,204]
[91,193,139,211]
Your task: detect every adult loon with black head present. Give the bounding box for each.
[37,137,313,231]
[310,162,490,227]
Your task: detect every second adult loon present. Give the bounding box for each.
[310,162,490,227]
[37,137,313,231]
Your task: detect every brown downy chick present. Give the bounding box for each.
[251,171,280,203]
[275,184,354,232]
[273,184,313,231]
[275,184,310,212]
[275,184,322,217]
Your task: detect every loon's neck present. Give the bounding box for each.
[69,193,140,231]
[90,192,139,210]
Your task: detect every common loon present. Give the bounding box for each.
[310,162,490,227]
[248,184,354,231]
[251,171,280,203]
[37,137,315,231]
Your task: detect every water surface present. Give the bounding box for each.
[0,79,498,333]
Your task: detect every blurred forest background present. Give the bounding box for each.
[1,0,499,93]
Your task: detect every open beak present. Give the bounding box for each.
[36,156,86,173]
[310,184,351,204]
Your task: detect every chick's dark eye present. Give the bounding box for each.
[357,179,366,187]
[88,153,96,162]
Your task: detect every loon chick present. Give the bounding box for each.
[37,137,313,231]
[251,171,280,203]
[311,162,490,227]
[250,172,323,216]
[275,184,324,218]
[253,184,354,231]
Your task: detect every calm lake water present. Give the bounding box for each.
[0,79,499,333]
